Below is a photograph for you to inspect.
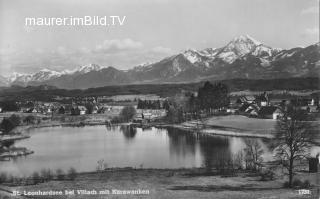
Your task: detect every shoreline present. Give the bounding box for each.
[155,123,274,138]
[11,117,274,139]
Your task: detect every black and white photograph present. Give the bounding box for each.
[0,0,319,198]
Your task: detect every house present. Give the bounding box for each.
[44,106,53,114]
[238,103,250,113]
[77,106,87,115]
[100,105,125,114]
[307,105,319,113]
[226,108,237,114]
[258,106,282,120]
[255,92,269,107]
[136,109,167,119]
[239,103,259,117]
[27,108,39,113]
[246,108,259,117]
[97,107,106,114]
[92,105,99,114]
[237,96,255,104]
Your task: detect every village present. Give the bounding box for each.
[0,91,318,125]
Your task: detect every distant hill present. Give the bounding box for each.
[0,77,318,101]
[2,35,319,89]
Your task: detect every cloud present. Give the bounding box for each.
[94,38,143,53]
[55,46,70,55]
[0,39,177,75]
[151,46,173,54]
[301,6,319,15]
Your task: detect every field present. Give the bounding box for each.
[204,115,277,132]
[1,168,319,199]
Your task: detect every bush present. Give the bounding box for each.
[23,115,37,125]
[292,179,304,187]
[283,179,310,188]
[0,118,16,134]
[9,114,21,126]
[303,180,311,188]
[40,169,53,182]
[283,181,290,188]
[0,173,8,184]
[6,175,14,183]
[55,169,65,180]
[260,169,275,181]
[67,167,77,181]
[32,172,41,184]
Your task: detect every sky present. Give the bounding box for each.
[0,0,319,76]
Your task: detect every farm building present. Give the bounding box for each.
[258,106,282,120]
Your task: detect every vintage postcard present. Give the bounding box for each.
[0,0,319,198]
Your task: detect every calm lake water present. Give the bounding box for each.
[0,125,280,176]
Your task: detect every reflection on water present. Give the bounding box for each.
[120,125,137,140]
[1,125,272,177]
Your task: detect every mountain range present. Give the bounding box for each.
[1,35,319,89]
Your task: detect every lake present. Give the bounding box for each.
[0,125,281,177]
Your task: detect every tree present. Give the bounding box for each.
[120,106,136,122]
[137,99,144,109]
[85,103,94,114]
[9,114,21,126]
[187,94,200,119]
[23,115,37,125]
[0,114,22,134]
[274,106,315,187]
[163,100,170,110]
[32,171,41,184]
[244,139,264,171]
[58,106,65,114]
[55,169,65,180]
[197,81,229,114]
[67,167,77,180]
[0,118,15,134]
[166,106,184,124]
[0,101,20,112]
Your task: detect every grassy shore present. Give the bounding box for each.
[1,168,319,199]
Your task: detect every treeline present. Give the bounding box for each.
[137,100,165,109]
[164,81,230,123]
[0,114,39,134]
[0,77,318,101]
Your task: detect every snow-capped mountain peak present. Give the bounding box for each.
[76,64,103,74]
[31,68,62,81]
[181,49,203,63]
[199,48,219,57]
[3,35,318,89]
[226,35,262,54]
[217,35,274,63]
